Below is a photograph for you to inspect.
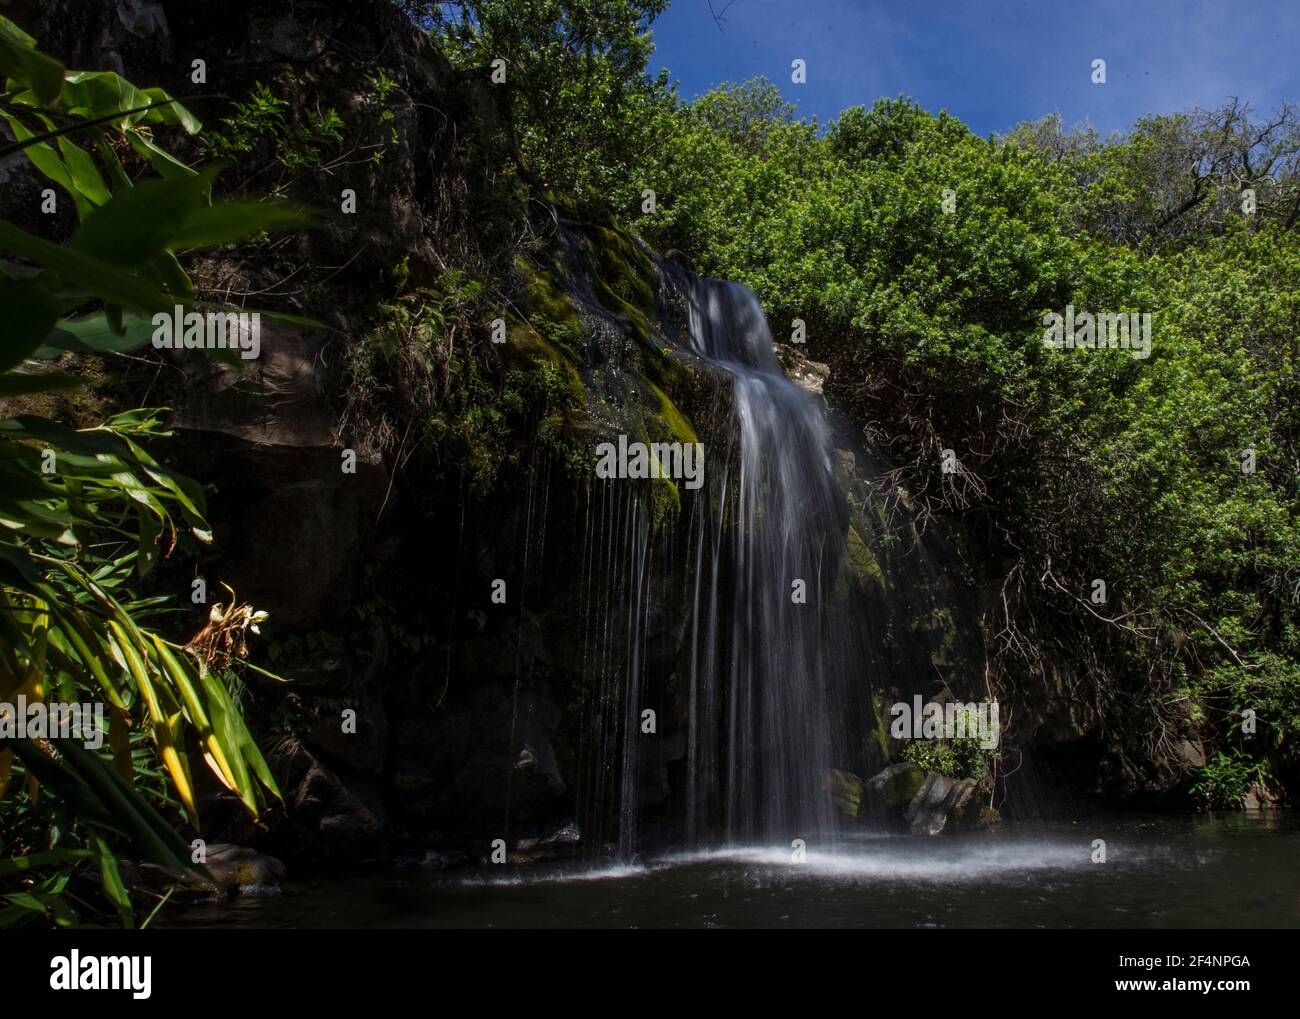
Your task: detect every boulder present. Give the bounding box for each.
[905,772,955,835]
[905,774,983,835]
[862,763,995,835]
[864,762,926,811]
[271,744,388,859]
[826,769,866,819]
[137,843,285,898]
[774,343,831,396]
[202,843,287,894]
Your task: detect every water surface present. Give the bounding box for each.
[166,813,1299,928]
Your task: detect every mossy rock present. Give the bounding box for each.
[644,379,698,446]
[865,762,927,811]
[514,253,583,337]
[825,768,866,819]
[845,523,884,588]
[591,226,656,317]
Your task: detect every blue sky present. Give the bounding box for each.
[647,0,1300,137]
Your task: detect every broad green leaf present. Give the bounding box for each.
[0,16,63,105]
[150,638,213,733]
[201,670,256,812]
[0,371,82,396]
[0,111,93,217]
[48,603,129,711]
[0,220,177,313]
[0,848,93,876]
[0,279,61,372]
[72,168,219,267]
[2,414,133,457]
[0,14,38,47]
[171,199,315,251]
[36,309,159,358]
[139,87,201,133]
[59,70,145,124]
[55,130,112,208]
[0,100,182,161]
[127,129,197,180]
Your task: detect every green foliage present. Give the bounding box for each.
[432,0,674,199]
[0,18,308,926]
[1004,102,1300,244]
[899,708,994,782]
[201,81,346,181]
[343,256,593,491]
[1190,751,1270,810]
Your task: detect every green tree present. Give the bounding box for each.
[431,0,673,200]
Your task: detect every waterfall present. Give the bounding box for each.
[570,272,859,860]
[474,242,977,862]
[680,277,852,847]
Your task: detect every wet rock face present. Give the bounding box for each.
[14,0,174,77]
[905,773,979,836]
[166,431,387,631]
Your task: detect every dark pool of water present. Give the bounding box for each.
[166,813,1299,928]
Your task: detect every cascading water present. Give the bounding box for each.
[680,277,854,847]
[566,267,863,862]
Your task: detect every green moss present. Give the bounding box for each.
[845,523,884,587]
[644,379,698,446]
[649,474,681,530]
[555,219,658,344]
[871,761,926,809]
[591,226,656,316]
[497,317,597,478]
[827,769,866,819]
[638,345,697,410]
[504,319,585,401]
[409,203,698,497]
[869,691,893,764]
[503,253,590,416]
[515,253,582,340]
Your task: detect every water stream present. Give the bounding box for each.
[564,273,866,857]
[679,277,854,848]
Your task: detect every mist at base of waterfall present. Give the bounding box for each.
[163,813,1299,929]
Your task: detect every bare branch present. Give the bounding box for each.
[708,0,739,30]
